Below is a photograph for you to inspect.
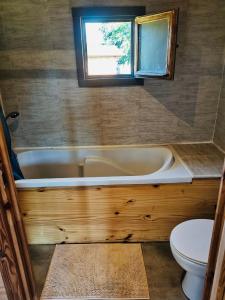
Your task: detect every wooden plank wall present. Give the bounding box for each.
[18,179,220,244]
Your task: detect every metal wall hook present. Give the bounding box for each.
[6,112,20,121]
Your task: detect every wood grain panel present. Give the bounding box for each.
[0,195,24,300]
[216,255,225,299]
[18,179,220,244]
[41,244,149,300]
[204,163,225,299]
[0,121,36,299]
[210,223,225,300]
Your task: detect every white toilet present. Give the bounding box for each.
[170,219,214,300]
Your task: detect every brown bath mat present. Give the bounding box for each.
[41,243,149,300]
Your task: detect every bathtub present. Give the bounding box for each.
[15,146,192,188]
[16,146,219,245]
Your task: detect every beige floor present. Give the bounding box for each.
[29,242,186,300]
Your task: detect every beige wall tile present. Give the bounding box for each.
[214,59,225,152]
[0,0,224,147]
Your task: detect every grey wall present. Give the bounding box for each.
[0,0,225,147]
[214,50,225,152]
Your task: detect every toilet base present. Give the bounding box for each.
[182,272,205,300]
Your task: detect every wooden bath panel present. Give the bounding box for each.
[17,179,220,244]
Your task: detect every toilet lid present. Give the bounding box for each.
[170,219,214,264]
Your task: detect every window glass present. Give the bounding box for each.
[85,22,132,76]
[138,18,169,75]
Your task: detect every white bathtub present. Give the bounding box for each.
[15,146,192,188]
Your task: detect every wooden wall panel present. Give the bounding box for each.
[0,123,36,299]
[204,163,225,300]
[210,223,225,300]
[18,179,220,244]
[0,197,25,300]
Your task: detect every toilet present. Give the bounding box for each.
[170,219,214,300]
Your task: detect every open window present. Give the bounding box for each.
[72,7,178,87]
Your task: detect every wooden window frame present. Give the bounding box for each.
[72,6,145,87]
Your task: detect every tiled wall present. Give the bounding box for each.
[214,52,225,152]
[0,0,225,147]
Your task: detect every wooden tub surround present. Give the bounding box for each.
[18,179,220,244]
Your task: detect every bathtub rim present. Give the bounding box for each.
[15,145,194,189]
[16,145,174,178]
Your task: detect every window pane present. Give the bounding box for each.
[139,18,168,75]
[85,22,132,76]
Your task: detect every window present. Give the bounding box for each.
[85,22,132,76]
[72,7,178,87]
